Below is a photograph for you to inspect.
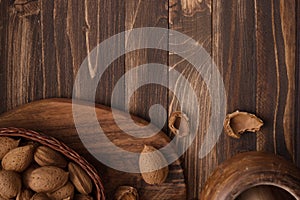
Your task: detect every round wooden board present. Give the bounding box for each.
[0,98,186,200]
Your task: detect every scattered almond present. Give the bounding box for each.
[139,145,169,185]
[0,170,22,199]
[47,182,74,200]
[28,166,69,193]
[2,145,34,172]
[68,162,92,195]
[0,137,20,160]
[34,146,67,168]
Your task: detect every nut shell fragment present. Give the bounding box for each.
[114,186,139,200]
[168,111,190,137]
[224,111,263,139]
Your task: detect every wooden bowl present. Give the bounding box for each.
[0,127,105,200]
[200,151,300,200]
[235,185,296,200]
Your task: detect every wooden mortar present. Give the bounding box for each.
[200,151,300,200]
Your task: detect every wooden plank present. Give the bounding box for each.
[93,0,125,107]
[0,0,8,114]
[279,0,297,162]
[296,0,300,167]
[1,0,42,112]
[125,0,168,130]
[213,0,257,165]
[169,0,213,198]
[254,0,296,160]
[40,0,125,106]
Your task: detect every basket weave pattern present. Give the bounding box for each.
[0,127,105,200]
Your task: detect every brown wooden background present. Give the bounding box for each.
[0,0,299,199]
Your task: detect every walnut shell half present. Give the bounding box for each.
[168,111,190,137]
[224,111,263,139]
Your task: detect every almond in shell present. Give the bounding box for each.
[139,145,169,185]
[2,145,34,172]
[0,170,22,199]
[34,146,67,168]
[28,166,69,193]
[0,137,20,160]
[47,182,74,200]
[30,193,51,200]
[23,165,38,188]
[16,189,34,200]
[68,162,92,195]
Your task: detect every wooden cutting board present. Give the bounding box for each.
[0,98,186,200]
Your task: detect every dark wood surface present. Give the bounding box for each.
[0,99,186,200]
[125,0,168,131]
[169,1,213,198]
[296,0,300,168]
[0,0,299,199]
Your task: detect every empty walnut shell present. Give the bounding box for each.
[224,111,263,139]
[114,186,139,200]
[168,111,189,137]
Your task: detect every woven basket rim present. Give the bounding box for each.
[0,127,105,200]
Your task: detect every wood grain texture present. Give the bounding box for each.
[213,0,257,164]
[0,0,125,109]
[125,0,168,130]
[0,0,8,114]
[40,0,125,106]
[169,0,212,199]
[254,0,296,160]
[1,0,42,111]
[296,0,300,168]
[0,99,186,200]
[0,0,299,199]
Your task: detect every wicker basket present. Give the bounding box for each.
[0,127,105,200]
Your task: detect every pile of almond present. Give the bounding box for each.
[0,136,94,200]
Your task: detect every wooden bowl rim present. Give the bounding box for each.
[201,151,300,200]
